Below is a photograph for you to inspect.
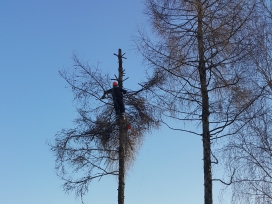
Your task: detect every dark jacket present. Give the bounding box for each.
[104,87,127,100]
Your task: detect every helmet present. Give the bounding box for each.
[113,81,118,86]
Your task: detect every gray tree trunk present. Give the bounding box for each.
[117,49,125,204]
[196,1,212,204]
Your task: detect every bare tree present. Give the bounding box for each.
[50,51,159,203]
[221,107,272,204]
[219,1,272,203]
[135,0,261,203]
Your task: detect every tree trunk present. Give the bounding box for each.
[196,1,213,204]
[117,49,125,204]
[118,142,125,204]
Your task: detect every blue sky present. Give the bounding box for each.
[0,1,228,204]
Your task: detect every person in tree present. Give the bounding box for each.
[101,81,127,119]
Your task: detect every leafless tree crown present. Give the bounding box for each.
[50,54,159,201]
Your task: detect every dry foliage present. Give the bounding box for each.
[50,54,159,200]
[135,0,263,204]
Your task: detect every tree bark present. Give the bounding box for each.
[118,143,125,204]
[117,49,125,204]
[196,1,213,204]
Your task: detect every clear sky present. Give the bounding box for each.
[0,1,228,204]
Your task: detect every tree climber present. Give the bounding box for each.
[101,81,127,119]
